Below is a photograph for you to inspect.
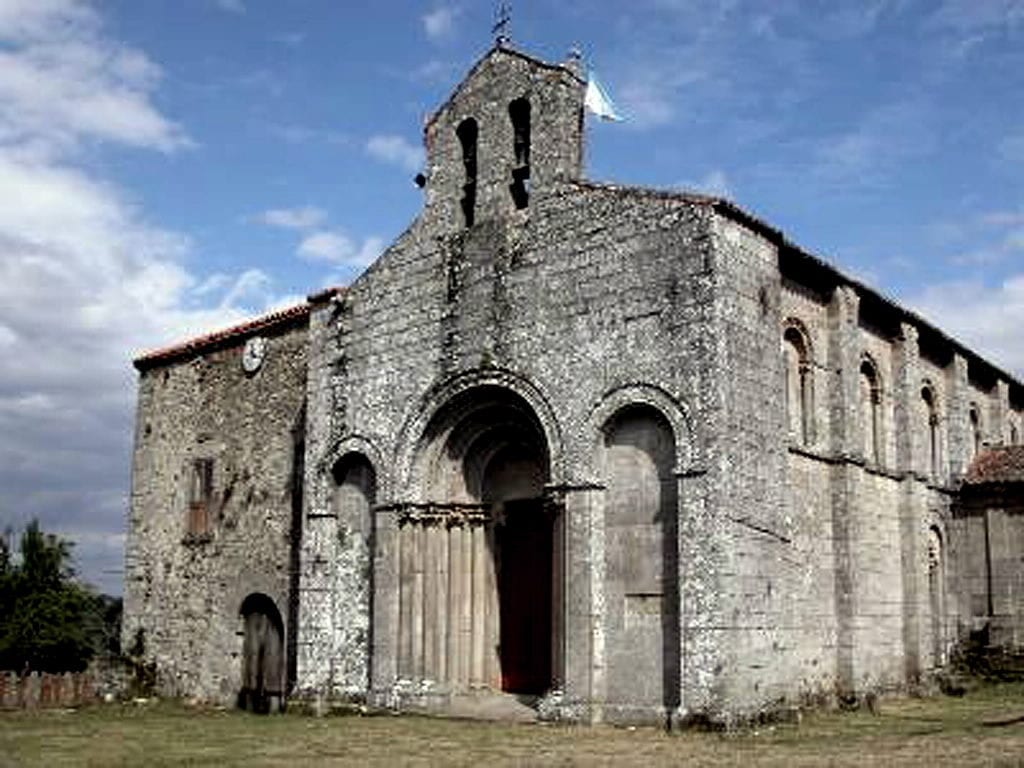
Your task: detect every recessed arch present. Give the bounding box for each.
[782,320,814,446]
[331,451,377,539]
[395,368,564,500]
[396,376,561,696]
[859,354,882,465]
[585,382,694,477]
[921,382,941,480]
[320,434,388,502]
[597,402,680,714]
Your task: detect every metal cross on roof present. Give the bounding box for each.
[492,2,511,46]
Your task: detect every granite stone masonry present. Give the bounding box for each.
[124,44,1024,725]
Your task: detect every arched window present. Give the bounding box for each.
[859,358,881,465]
[968,405,981,462]
[783,325,812,445]
[456,118,478,227]
[921,385,940,480]
[1010,418,1020,446]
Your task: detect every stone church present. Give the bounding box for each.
[124,43,1024,724]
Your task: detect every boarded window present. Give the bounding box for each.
[188,458,214,537]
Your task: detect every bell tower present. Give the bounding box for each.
[422,45,585,229]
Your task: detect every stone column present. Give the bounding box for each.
[296,503,338,695]
[993,380,1010,446]
[676,468,713,721]
[895,322,923,682]
[557,483,604,723]
[827,284,860,696]
[947,355,970,481]
[370,507,400,700]
[829,285,862,461]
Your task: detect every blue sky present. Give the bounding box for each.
[0,0,1022,594]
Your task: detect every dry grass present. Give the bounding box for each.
[1,683,1023,767]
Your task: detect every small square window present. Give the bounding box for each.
[187,458,214,537]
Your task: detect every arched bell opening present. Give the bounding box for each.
[238,592,285,714]
[402,385,557,697]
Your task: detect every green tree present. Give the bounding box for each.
[0,521,112,673]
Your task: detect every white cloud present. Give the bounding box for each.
[813,101,935,185]
[366,134,424,172]
[297,231,383,268]
[423,5,459,42]
[942,209,1024,267]
[256,206,327,230]
[677,169,732,198]
[930,0,1024,32]
[411,59,458,85]
[999,133,1024,164]
[218,268,273,309]
[272,32,305,46]
[215,0,246,13]
[0,1,283,595]
[908,274,1024,378]
[0,2,190,156]
[618,79,676,128]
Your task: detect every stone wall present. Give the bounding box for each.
[774,250,1024,704]
[298,176,721,720]
[124,319,308,704]
[952,488,1024,651]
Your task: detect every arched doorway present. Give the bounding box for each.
[239,593,285,713]
[402,385,556,696]
[483,442,552,694]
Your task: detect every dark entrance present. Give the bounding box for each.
[496,499,553,694]
[239,593,284,713]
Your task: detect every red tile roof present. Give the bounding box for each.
[964,446,1024,485]
[133,302,310,371]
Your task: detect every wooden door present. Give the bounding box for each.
[497,500,552,694]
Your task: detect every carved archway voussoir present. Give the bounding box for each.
[585,382,697,477]
[393,367,565,500]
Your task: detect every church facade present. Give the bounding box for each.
[123,45,1024,724]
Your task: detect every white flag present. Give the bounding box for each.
[584,71,623,122]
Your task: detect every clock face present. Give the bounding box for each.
[241,336,267,373]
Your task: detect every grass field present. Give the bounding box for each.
[1,682,1023,767]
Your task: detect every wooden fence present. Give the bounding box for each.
[0,671,99,709]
